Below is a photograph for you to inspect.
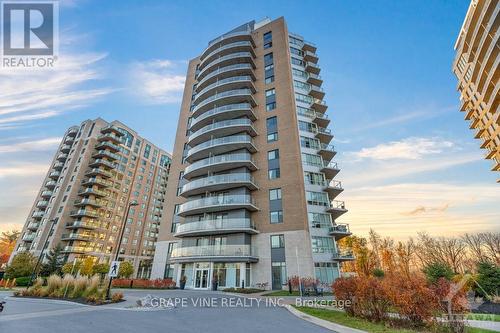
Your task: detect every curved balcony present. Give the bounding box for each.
[61,144,72,153]
[53,162,64,170]
[325,180,343,199]
[329,223,352,240]
[307,72,323,86]
[309,84,325,100]
[78,188,107,197]
[27,221,40,231]
[49,171,60,179]
[185,135,256,163]
[67,127,78,137]
[315,127,333,143]
[85,168,112,178]
[95,141,120,152]
[332,250,355,262]
[196,63,255,91]
[190,103,256,132]
[321,161,340,179]
[187,118,257,146]
[92,150,119,160]
[97,133,121,144]
[305,61,320,75]
[311,98,327,113]
[89,159,116,169]
[170,244,258,263]
[45,180,57,188]
[36,200,49,208]
[56,153,68,161]
[200,30,254,61]
[193,75,255,106]
[65,221,97,230]
[64,136,74,145]
[174,218,257,237]
[180,173,258,197]
[199,40,255,69]
[82,177,112,187]
[32,211,44,219]
[184,153,258,179]
[327,200,348,219]
[178,194,258,216]
[40,190,53,198]
[192,88,256,118]
[197,52,256,82]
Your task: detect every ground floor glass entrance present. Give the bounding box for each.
[178,262,251,289]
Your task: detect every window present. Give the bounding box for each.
[270,210,283,224]
[291,57,305,67]
[264,53,274,84]
[269,188,282,200]
[306,191,329,206]
[315,262,339,285]
[308,212,332,229]
[266,88,276,111]
[263,31,272,49]
[290,46,303,57]
[300,136,320,149]
[311,236,335,253]
[268,149,279,160]
[268,169,280,179]
[266,116,278,142]
[299,120,317,133]
[271,234,285,248]
[304,171,325,186]
[301,153,323,167]
[271,262,287,289]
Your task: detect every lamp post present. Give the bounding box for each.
[105,200,138,300]
[27,219,56,289]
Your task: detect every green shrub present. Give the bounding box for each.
[372,268,385,278]
[15,276,32,286]
[5,252,35,279]
[476,261,500,298]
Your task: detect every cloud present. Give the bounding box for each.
[128,59,186,104]
[0,163,49,177]
[0,35,111,128]
[0,137,61,154]
[401,203,450,216]
[351,105,455,132]
[350,137,455,160]
[341,183,500,240]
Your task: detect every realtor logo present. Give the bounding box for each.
[1,1,58,68]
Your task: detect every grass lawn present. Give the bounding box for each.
[467,313,500,322]
[293,307,498,333]
[262,290,332,296]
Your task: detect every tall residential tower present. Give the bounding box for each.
[152,17,353,290]
[452,0,499,181]
[11,119,171,278]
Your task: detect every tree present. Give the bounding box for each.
[40,244,65,276]
[0,230,20,269]
[476,261,500,298]
[93,262,110,278]
[5,252,35,278]
[62,260,82,275]
[118,261,134,278]
[79,257,95,276]
[423,262,454,284]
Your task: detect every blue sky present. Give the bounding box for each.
[1,0,498,239]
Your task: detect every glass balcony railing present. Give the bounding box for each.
[197,63,254,90]
[171,244,257,259]
[45,180,57,188]
[70,209,99,218]
[41,190,53,198]
[85,168,113,178]
[186,135,254,160]
[32,211,45,218]
[175,218,255,235]
[66,221,98,229]
[89,159,116,169]
[188,118,254,143]
[179,194,256,215]
[184,153,255,176]
[200,41,254,68]
[181,173,257,195]
[36,200,49,208]
[97,133,121,142]
[195,75,254,102]
[93,150,120,160]
[197,53,254,80]
[190,103,254,130]
[22,233,36,241]
[192,88,254,116]
[78,188,107,197]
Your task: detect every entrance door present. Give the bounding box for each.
[195,268,209,289]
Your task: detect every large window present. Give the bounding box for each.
[300,136,320,149]
[270,211,283,224]
[268,149,280,179]
[304,171,325,186]
[271,234,285,248]
[301,153,323,167]
[269,188,282,200]
[263,31,272,49]
[306,191,329,206]
[264,53,274,84]
[311,236,335,253]
[308,212,332,229]
[299,120,317,133]
[267,116,278,142]
[266,88,276,111]
[271,262,287,290]
[315,262,339,285]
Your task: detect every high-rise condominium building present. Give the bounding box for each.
[452,0,499,181]
[151,17,353,290]
[11,119,171,278]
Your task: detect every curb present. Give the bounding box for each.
[284,305,367,333]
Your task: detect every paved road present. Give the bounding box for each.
[0,290,333,333]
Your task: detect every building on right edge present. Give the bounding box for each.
[452,0,499,181]
[151,17,354,290]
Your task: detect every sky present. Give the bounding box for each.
[0,0,498,240]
